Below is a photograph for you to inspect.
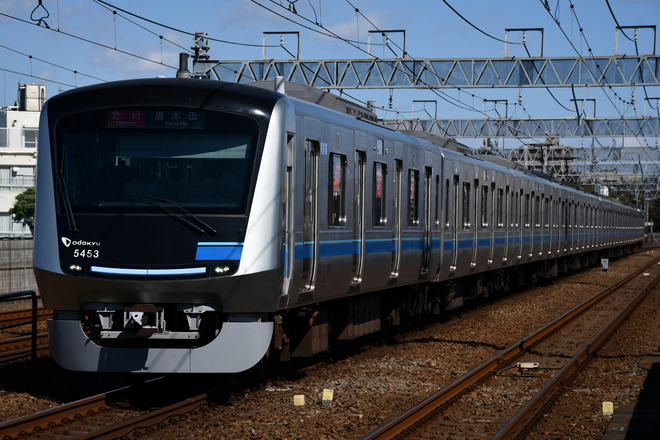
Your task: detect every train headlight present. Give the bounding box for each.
[214,265,231,274]
[69,264,83,272]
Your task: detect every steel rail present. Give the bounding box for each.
[493,266,660,439]
[0,389,122,438]
[0,377,209,440]
[0,333,49,363]
[0,308,51,328]
[360,255,660,440]
[74,393,209,439]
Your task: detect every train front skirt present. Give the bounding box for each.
[47,315,274,373]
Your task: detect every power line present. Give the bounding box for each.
[440,0,519,45]
[0,66,77,88]
[91,1,189,53]
[341,0,540,131]
[338,0,544,150]
[0,11,178,70]
[563,1,652,149]
[254,0,494,117]
[94,0,295,49]
[0,43,106,83]
[602,0,655,112]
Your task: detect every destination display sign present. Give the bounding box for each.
[106,109,206,129]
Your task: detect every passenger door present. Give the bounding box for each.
[301,140,320,291]
[421,166,432,274]
[352,150,366,284]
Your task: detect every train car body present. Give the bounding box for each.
[34,78,645,373]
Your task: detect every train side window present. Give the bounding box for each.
[480,185,489,229]
[462,181,471,230]
[328,153,347,227]
[408,169,420,227]
[373,162,387,227]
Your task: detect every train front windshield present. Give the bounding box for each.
[56,108,260,214]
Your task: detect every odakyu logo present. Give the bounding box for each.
[61,237,101,247]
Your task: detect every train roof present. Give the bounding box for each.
[248,79,379,123]
[244,80,637,207]
[248,80,562,182]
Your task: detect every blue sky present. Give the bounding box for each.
[1,0,658,141]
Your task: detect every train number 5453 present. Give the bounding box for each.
[73,249,100,259]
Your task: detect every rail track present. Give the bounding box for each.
[0,377,213,439]
[0,307,51,364]
[0,333,49,363]
[361,255,660,440]
[0,308,51,328]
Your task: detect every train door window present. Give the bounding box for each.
[514,191,519,228]
[422,167,433,272]
[496,188,504,228]
[593,206,598,245]
[518,189,525,258]
[534,194,541,228]
[408,169,420,227]
[563,201,568,245]
[435,175,440,228]
[284,133,295,290]
[524,193,531,228]
[373,162,387,227]
[353,151,366,283]
[329,153,347,227]
[302,140,320,291]
[480,184,489,229]
[462,181,471,229]
[451,175,460,271]
[472,180,479,265]
[391,160,403,276]
[444,179,450,229]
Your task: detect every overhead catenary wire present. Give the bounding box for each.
[253,0,499,118]
[602,0,655,112]
[440,0,521,45]
[564,0,652,148]
[93,0,282,49]
[0,66,77,89]
[342,0,540,148]
[0,10,178,71]
[0,43,106,83]
[541,0,657,185]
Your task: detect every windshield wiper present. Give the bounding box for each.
[57,172,79,232]
[134,195,216,235]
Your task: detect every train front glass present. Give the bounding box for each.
[58,108,257,212]
[53,107,260,271]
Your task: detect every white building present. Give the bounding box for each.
[0,84,43,237]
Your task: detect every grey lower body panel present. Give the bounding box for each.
[48,318,274,373]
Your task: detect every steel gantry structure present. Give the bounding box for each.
[189,32,660,205]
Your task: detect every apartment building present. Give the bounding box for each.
[0,83,43,237]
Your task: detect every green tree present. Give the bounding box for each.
[10,187,35,235]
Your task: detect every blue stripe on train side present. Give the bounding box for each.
[196,242,244,260]
[282,232,563,261]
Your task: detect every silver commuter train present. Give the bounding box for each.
[34,78,645,373]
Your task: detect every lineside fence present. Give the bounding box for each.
[0,238,37,295]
